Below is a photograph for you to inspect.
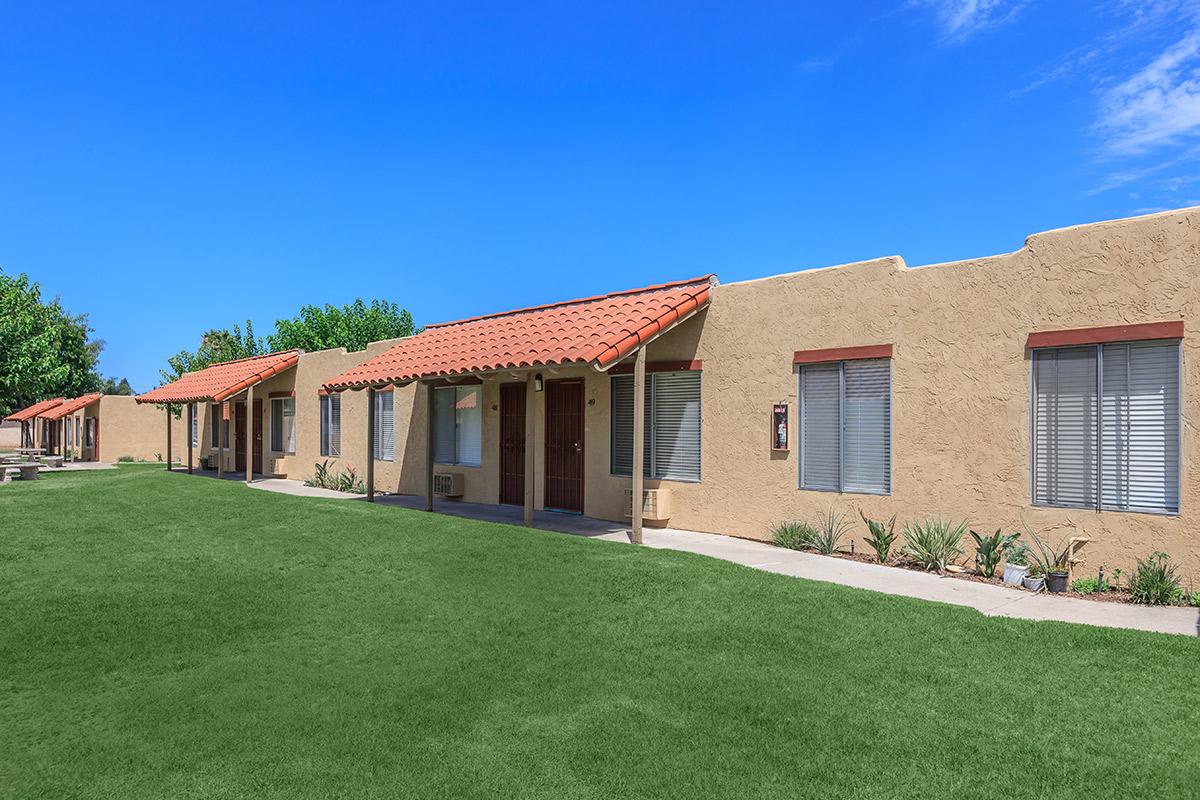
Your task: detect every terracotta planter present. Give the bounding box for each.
[1045,571,1069,593]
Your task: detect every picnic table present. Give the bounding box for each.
[16,448,44,455]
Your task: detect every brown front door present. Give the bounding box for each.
[234,400,264,475]
[544,380,584,513]
[499,383,526,505]
[234,403,247,472]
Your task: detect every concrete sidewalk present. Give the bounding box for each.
[231,477,1200,637]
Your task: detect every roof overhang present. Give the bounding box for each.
[135,351,302,405]
[41,393,102,421]
[4,397,65,422]
[322,276,714,392]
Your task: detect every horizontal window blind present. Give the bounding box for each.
[1100,341,1179,513]
[1034,347,1098,509]
[799,362,841,491]
[454,386,482,467]
[610,372,700,481]
[842,359,891,494]
[1034,340,1178,514]
[374,391,394,462]
[321,394,341,458]
[211,405,221,447]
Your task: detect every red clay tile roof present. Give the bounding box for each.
[40,393,102,421]
[4,397,64,422]
[136,351,301,405]
[323,276,714,390]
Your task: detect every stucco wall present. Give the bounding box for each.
[382,207,1200,577]
[99,396,189,463]
[663,207,1200,576]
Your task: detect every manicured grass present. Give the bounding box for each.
[2,466,1198,799]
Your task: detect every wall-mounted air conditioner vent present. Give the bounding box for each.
[624,488,671,521]
[434,472,464,497]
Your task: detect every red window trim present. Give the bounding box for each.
[608,359,703,375]
[793,344,892,365]
[1026,321,1183,349]
[268,390,295,398]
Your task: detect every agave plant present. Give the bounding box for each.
[859,511,897,563]
[805,509,852,554]
[901,518,968,572]
[970,529,1019,578]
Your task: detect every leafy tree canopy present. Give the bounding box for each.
[100,376,135,395]
[268,299,417,354]
[0,271,102,417]
[160,322,265,386]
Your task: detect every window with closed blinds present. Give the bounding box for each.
[190,404,198,447]
[799,358,891,494]
[1034,340,1179,514]
[432,385,482,466]
[610,371,701,481]
[320,394,341,457]
[373,390,394,461]
[269,398,296,454]
[211,405,221,447]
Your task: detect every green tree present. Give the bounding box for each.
[100,376,135,395]
[267,299,417,353]
[159,321,265,386]
[0,271,102,417]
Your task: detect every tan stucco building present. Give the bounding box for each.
[124,206,1199,577]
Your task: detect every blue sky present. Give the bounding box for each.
[2,1,1199,391]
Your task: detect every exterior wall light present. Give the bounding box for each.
[534,373,544,392]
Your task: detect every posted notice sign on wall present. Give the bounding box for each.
[772,403,788,451]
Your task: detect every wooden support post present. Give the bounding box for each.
[166,407,172,471]
[366,387,376,502]
[245,385,254,485]
[631,346,646,544]
[524,371,536,527]
[187,402,194,475]
[425,383,435,512]
[217,403,225,479]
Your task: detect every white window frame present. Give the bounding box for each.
[797,358,892,496]
[1030,340,1181,515]
[433,385,482,467]
[609,371,702,483]
[270,396,296,455]
[190,404,198,447]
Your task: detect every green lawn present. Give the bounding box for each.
[2,466,1197,799]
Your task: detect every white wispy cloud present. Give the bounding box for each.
[1098,30,1200,153]
[915,0,1025,43]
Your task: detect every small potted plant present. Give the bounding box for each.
[1023,561,1045,592]
[1003,541,1031,586]
[1028,530,1073,594]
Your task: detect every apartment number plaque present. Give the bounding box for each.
[772,403,789,451]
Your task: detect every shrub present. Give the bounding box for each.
[901,519,968,572]
[771,521,816,551]
[859,511,897,563]
[809,510,853,555]
[1128,552,1182,606]
[1006,541,1032,567]
[970,529,1018,578]
[1071,576,1109,594]
[304,460,366,494]
[117,455,135,463]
